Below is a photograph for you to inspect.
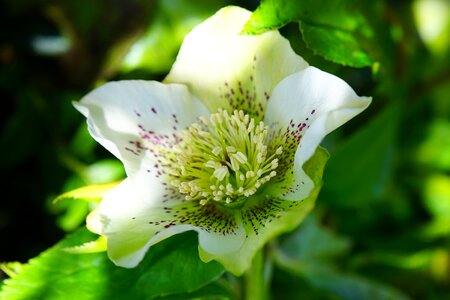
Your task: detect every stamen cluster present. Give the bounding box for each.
[169,109,282,206]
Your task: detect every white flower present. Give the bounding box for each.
[75,6,371,275]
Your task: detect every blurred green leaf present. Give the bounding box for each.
[69,123,97,160]
[0,229,224,300]
[281,214,351,261]
[274,214,409,300]
[84,159,124,184]
[299,263,410,300]
[416,119,450,171]
[360,249,444,271]
[53,158,124,231]
[51,158,124,232]
[46,0,156,85]
[0,262,23,279]
[56,200,90,232]
[419,218,450,238]
[423,174,450,219]
[121,0,228,74]
[272,268,340,300]
[154,281,236,300]
[244,0,374,67]
[0,92,43,170]
[413,0,450,56]
[321,103,401,207]
[54,181,120,204]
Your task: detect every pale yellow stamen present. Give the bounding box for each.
[167,109,283,206]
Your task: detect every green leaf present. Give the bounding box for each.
[281,214,351,261]
[274,216,410,300]
[121,0,229,74]
[244,0,374,67]
[53,159,125,232]
[54,181,121,204]
[154,280,235,300]
[0,229,224,300]
[244,0,363,33]
[84,159,125,184]
[321,103,401,207]
[300,23,373,67]
[69,123,97,159]
[55,199,90,231]
[423,174,450,219]
[300,264,410,300]
[0,262,23,278]
[413,0,450,56]
[63,236,107,254]
[416,119,450,171]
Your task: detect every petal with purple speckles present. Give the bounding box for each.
[164,6,308,120]
[199,147,328,275]
[263,67,372,201]
[89,172,245,268]
[75,81,209,176]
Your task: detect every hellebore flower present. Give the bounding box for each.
[75,6,371,275]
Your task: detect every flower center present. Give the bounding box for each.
[168,109,282,207]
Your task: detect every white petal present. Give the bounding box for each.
[147,204,246,256]
[86,208,102,234]
[93,170,245,268]
[264,67,371,200]
[199,147,328,275]
[74,81,209,176]
[165,6,308,119]
[200,196,315,275]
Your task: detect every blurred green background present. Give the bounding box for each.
[0,0,449,299]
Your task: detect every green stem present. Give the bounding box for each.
[244,249,267,300]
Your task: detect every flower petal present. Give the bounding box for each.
[91,171,245,268]
[86,208,102,234]
[264,67,371,201]
[164,6,308,119]
[74,81,209,175]
[200,148,329,275]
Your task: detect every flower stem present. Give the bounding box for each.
[244,248,267,300]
